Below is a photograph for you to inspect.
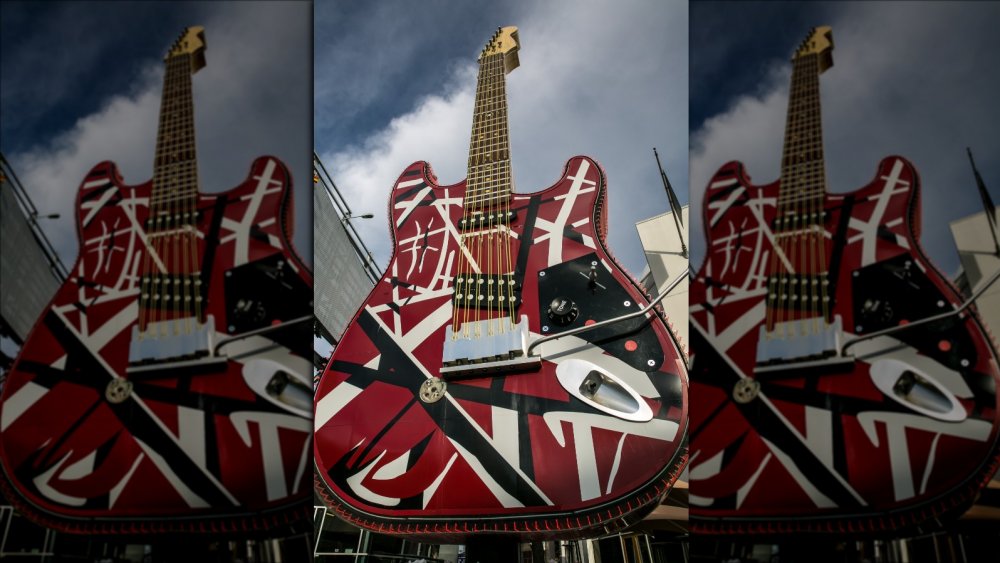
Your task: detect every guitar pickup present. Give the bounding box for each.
[452,272,521,311]
[458,210,516,230]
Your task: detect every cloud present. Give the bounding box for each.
[0,3,117,142]
[5,1,313,266]
[11,66,163,263]
[690,1,1000,276]
[317,0,690,277]
[321,65,477,270]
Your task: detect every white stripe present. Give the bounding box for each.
[83,178,111,189]
[109,455,144,508]
[82,186,118,227]
[395,186,432,227]
[315,383,363,431]
[736,453,772,509]
[805,406,834,469]
[708,186,746,227]
[33,453,87,506]
[1,381,47,431]
[761,438,836,508]
[490,407,520,470]
[177,406,206,469]
[133,438,210,508]
[861,159,904,265]
[422,453,458,509]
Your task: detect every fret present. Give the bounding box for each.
[778,53,827,211]
[152,52,199,212]
[464,51,513,211]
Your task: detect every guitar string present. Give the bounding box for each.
[806,53,820,334]
[776,54,802,338]
[458,49,490,338]
[452,52,481,337]
[489,49,502,339]
[466,52,490,339]
[481,50,502,340]
[164,56,182,337]
[796,54,807,333]
[775,55,792,339]
[814,54,831,325]
[473,54,489,340]
[791,54,807,336]
[802,53,813,335]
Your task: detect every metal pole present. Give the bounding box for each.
[841,264,1000,355]
[314,152,382,282]
[654,147,687,258]
[1,153,70,281]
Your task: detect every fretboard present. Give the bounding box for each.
[152,53,200,217]
[778,53,827,214]
[464,52,512,214]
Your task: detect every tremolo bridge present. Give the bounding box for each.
[443,267,536,378]
[441,315,539,378]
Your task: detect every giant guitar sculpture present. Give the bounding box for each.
[689,27,1000,533]
[0,28,313,534]
[314,27,688,540]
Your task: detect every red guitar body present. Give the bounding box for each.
[0,156,313,534]
[689,156,1000,533]
[314,156,688,541]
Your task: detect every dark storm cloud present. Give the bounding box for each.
[1,1,313,266]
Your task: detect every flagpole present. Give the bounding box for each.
[654,147,687,258]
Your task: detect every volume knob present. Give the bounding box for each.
[547,296,579,326]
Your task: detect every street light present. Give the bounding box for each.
[341,212,374,223]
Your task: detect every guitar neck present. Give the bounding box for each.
[139,28,206,331]
[464,51,513,214]
[152,52,200,216]
[766,28,835,330]
[778,52,827,213]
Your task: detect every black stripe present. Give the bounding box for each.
[691,328,863,508]
[827,195,854,308]
[514,196,540,279]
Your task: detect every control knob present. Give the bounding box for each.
[547,296,579,326]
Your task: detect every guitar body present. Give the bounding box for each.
[690,155,1000,532]
[314,156,688,541]
[0,156,313,534]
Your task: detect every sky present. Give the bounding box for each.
[0,1,314,267]
[314,0,690,277]
[688,1,1000,277]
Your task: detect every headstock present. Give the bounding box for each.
[166,26,207,74]
[793,26,833,73]
[479,26,520,74]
